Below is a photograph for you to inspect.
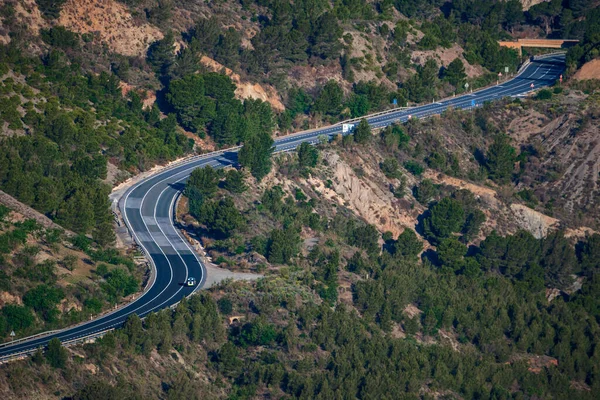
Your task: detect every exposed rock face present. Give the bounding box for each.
[58,0,163,57]
[510,203,558,239]
[527,113,600,224]
[0,291,22,307]
[304,151,421,238]
[521,0,549,11]
[422,171,595,240]
[573,59,600,81]
[527,355,558,373]
[200,56,285,112]
[119,81,156,110]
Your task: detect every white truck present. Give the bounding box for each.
[342,123,355,134]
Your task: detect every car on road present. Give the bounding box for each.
[186,277,196,287]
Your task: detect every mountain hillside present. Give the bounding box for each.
[0,0,600,398]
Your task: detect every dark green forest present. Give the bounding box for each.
[18,195,600,398]
[0,46,192,244]
[164,133,600,398]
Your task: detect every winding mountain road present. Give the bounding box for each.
[0,53,565,361]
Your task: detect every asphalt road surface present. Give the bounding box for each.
[0,53,565,360]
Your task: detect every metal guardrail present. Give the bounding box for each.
[342,52,566,126]
[0,329,63,348]
[517,51,566,77]
[338,106,412,125]
[0,329,114,364]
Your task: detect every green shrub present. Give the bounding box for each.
[45,338,68,368]
[218,297,233,315]
[2,304,34,333]
[535,89,552,100]
[404,160,424,176]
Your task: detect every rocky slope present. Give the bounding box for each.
[573,59,600,80]
[58,0,163,57]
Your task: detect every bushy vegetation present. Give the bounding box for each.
[15,222,600,399]
[121,0,600,136]
[165,72,274,147]
[0,207,141,341]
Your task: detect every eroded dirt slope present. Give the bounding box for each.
[58,0,163,57]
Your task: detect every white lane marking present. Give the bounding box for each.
[64,159,219,339]
[376,57,563,124]
[446,70,559,110]
[376,64,562,124]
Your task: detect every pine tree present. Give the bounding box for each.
[486,133,516,184]
[444,58,467,88]
[147,31,176,76]
[437,237,467,270]
[393,229,423,260]
[353,118,371,144]
[169,46,199,80]
[166,74,216,134]
[36,0,66,20]
[223,169,247,194]
[187,166,219,199]
[313,80,343,116]
[93,220,116,248]
[297,142,318,168]
[238,130,274,181]
[422,197,466,244]
[124,314,144,352]
[45,337,67,368]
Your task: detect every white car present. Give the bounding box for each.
[186,277,196,287]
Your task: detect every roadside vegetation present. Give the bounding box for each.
[0,205,143,342]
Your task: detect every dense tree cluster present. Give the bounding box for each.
[2,1,600,398]
[354,226,600,391]
[46,224,600,399]
[186,167,245,238]
[9,161,600,400]
[35,0,66,20]
[257,185,320,261]
[238,130,274,181]
[330,212,380,255]
[190,2,343,76]
[193,197,245,238]
[352,118,372,144]
[223,169,248,194]
[132,0,600,139]
[296,142,319,170]
[566,7,600,69]
[166,72,275,147]
[0,45,191,243]
[486,133,517,184]
[267,226,301,264]
[421,191,485,245]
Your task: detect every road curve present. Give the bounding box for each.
[0,54,565,360]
